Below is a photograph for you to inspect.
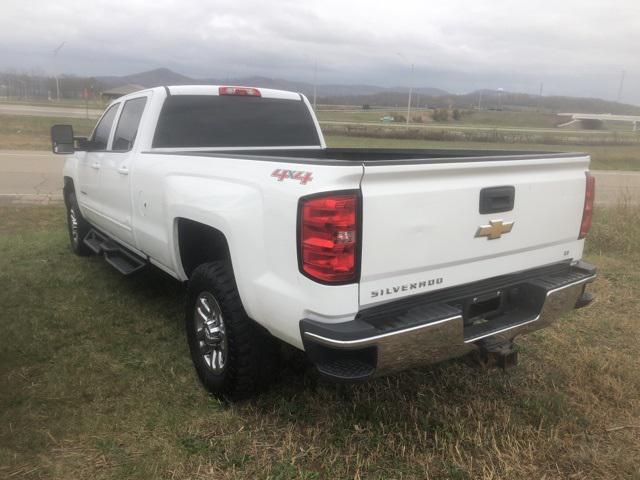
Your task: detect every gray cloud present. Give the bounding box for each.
[1,0,638,103]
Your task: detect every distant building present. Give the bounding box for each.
[101,84,145,102]
[558,112,640,132]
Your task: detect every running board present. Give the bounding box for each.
[83,229,105,254]
[83,229,146,275]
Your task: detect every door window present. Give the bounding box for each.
[111,97,148,151]
[92,104,119,150]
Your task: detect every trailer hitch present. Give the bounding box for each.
[473,339,518,370]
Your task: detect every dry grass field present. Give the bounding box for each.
[1,203,639,479]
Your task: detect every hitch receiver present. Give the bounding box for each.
[575,289,594,309]
[476,340,518,369]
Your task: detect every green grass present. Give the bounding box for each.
[0,114,96,150]
[322,121,640,145]
[325,135,640,171]
[317,108,638,132]
[454,110,560,128]
[316,108,396,123]
[1,205,639,479]
[0,98,106,109]
[317,108,562,129]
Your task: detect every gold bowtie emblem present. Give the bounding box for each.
[475,220,514,240]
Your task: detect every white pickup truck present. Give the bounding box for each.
[51,85,596,399]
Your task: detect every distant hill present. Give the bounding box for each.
[96,67,194,89]
[93,68,640,115]
[94,68,449,100]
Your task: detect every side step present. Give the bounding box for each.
[83,229,105,254]
[83,229,146,275]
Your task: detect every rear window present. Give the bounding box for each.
[152,95,320,148]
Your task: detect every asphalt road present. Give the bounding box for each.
[0,150,65,203]
[0,150,638,205]
[0,103,102,119]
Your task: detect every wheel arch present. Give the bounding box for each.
[63,176,75,207]
[175,218,232,279]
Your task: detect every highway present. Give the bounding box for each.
[0,151,65,203]
[0,103,102,119]
[0,150,638,206]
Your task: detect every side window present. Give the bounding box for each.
[92,104,119,150]
[111,97,148,151]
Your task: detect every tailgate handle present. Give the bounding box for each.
[479,186,515,214]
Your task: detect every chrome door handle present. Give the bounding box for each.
[117,166,129,175]
[91,162,100,170]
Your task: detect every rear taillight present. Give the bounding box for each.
[218,86,261,97]
[299,192,359,284]
[579,172,596,239]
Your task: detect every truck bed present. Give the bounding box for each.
[149,147,583,165]
[146,146,590,307]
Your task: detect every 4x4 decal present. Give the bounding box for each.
[271,169,313,185]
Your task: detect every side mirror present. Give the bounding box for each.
[75,137,90,151]
[51,124,74,154]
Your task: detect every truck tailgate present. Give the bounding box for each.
[359,154,590,306]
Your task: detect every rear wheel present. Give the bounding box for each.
[185,261,279,400]
[66,192,92,256]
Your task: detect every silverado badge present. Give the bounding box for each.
[475,219,514,240]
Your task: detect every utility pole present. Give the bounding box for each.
[617,69,626,102]
[313,60,317,111]
[537,82,544,111]
[84,85,89,119]
[406,63,414,124]
[53,41,66,102]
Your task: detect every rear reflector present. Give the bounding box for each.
[218,86,261,97]
[299,193,359,284]
[579,172,596,239]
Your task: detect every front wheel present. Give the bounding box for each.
[66,192,92,256]
[185,261,279,400]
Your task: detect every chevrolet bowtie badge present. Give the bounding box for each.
[475,219,514,240]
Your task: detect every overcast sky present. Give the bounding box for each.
[1,0,639,103]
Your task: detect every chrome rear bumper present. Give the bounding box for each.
[300,261,596,380]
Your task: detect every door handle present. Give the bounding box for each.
[479,186,515,214]
[117,166,129,175]
[91,162,100,170]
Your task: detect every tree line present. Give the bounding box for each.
[0,72,104,100]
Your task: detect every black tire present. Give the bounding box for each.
[66,192,93,256]
[186,261,279,400]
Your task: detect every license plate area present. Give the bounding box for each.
[466,291,504,325]
[453,284,543,341]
